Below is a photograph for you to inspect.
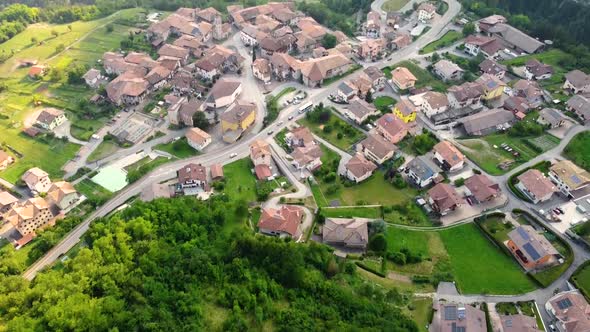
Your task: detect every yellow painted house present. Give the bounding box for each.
[476,73,506,100]
[221,101,257,142]
[393,99,417,123]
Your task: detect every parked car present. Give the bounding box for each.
[229,153,238,158]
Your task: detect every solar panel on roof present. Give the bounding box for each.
[517,227,530,240]
[445,306,458,321]
[505,319,513,327]
[557,298,573,310]
[571,175,582,184]
[523,242,541,261]
[451,323,466,332]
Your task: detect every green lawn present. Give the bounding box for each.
[0,134,80,183]
[420,31,463,54]
[457,133,559,175]
[501,49,573,93]
[384,227,449,276]
[383,0,410,11]
[406,297,433,332]
[373,96,396,111]
[87,140,120,163]
[154,138,200,158]
[571,263,590,301]
[563,131,590,171]
[222,158,258,202]
[439,223,537,294]
[74,178,113,201]
[299,112,365,151]
[321,206,383,219]
[383,61,449,92]
[572,221,590,244]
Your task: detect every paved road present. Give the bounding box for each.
[23,0,462,278]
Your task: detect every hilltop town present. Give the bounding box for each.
[1,0,590,330]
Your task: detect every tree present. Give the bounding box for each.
[321,34,337,49]
[364,90,373,103]
[51,29,58,37]
[369,233,388,253]
[67,64,88,84]
[192,112,209,130]
[55,43,65,53]
[510,14,531,30]
[49,67,63,82]
[252,45,257,61]
[30,36,37,44]
[106,24,114,33]
[462,22,475,36]
[67,24,72,32]
[431,52,440,62]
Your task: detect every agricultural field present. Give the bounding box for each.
[563,131,590,171]
[0,9,146,183]
[457,133,559,175]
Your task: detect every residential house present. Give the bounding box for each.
[525,59,553,80]
[359,38,386,61]
[322,217,369,249]
[357,133,397,165]
[82,68,105,88]
[393,99,418,123]
[464,174,501,203]
[337,81,357,101]
[447,82,485,109]
[207,79,242,108]
[249,139,272,166]
[507,225,560,271]
[35,108,66,131]
[343,98,380,124]
[186,127,212,151]
[479,59,507,79]
[105,71,149,106]
[537,108,566,128]
[417,2,436,22]
[173,35,208,57]
[220,101,257,143]
[240,24,263,46]
[334,43,353,58]
[46,181,79,211]
[545,291,590,332]
[407,156,442,188]
[389,33,411,50]
[513,79,545,108]
[269,52,299,80]
[365,11,381,38]
[386,11,402,27]
[548,160,590,198]
[210,164,224,181]
[194,57,223,80]
[500,314,539,332]
[0,150,15,170]
[4,197,53,236]
[140,183,172,202]
[254,164,273,181]
[516,169,557,203]
[375,113,408,144]
[503,96,532,115]
[432,141,465,172]
[0,191,18,214]
[566,94,590,122]
[333,31,348,43]
[459,108,515,136]
[176,99,206,127]
[22,167,52,194]
[258,205,303,238]
[252,58,272,83]
[563,70,590,94]
[28,65,47,78]
[145,65,173,90]
[177,163,209,194]
[286,126,315,148]
[291,144,323,171]
[259,34,296,58]
[433,60,464,82]
[390,67,417,90]
[299,53,352,87]
[429,301,486,332]
[475,73,506,100]
[464,35,503,58]
[415,91,449,119]
[363,66,387,91]
[344,153,377,183]
[484,23,544,54]
[427,183,463,215]
[157,44,190,65]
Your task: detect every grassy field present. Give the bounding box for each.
[563,131,590,171]
[154,138,200,159]
[383,0,410,11]
[420,31,463,54]
[373,96,396,111]
[385,227,448,275]
[75,178,114,200]
[439,223,537,294]
[299,113,365,151]
[321,206,382,219]
[406,297,433,332]
[0,134,80,183]
[457,133,559,175]
[501,49,573,93]
[571,263,590,300]
[87,140,119,163]
[383,61,448,92]
[222,158,258,202]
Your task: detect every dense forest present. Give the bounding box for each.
[0,197,418,331]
